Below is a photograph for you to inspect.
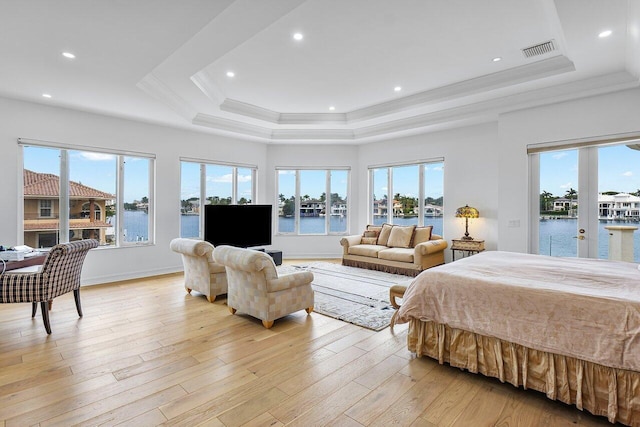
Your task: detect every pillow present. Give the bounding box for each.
[411,226,433,247]
[361,237,378,245]
[387,225,416,248]
[366,225,382,234]
[377,223,394,246]
[363,230,379,238]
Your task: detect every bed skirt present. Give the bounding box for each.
[407,319,640,425]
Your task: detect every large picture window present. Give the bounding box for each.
[180,160,256,238]
[21,141,155,248]
[276,168,349,235]
[369,160,444,236]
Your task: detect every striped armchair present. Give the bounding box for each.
[170,238,227,302]
[0,239,99,334]
[213,245,314,329]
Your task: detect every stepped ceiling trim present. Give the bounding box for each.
[190,71,639,143]
[200,56,576,126]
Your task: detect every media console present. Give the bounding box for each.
[253,248,282,266]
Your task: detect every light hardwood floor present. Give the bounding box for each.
[0,263,612,426]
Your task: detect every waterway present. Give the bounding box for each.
[124,211,640,262]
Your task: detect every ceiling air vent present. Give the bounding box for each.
[521,40,556,58]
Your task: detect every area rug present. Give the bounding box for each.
[279,262,413,331]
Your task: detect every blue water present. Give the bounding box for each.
[148,211,640,262]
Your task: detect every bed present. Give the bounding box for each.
[393,251,640,425]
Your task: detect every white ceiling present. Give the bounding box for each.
[1,0,639,143]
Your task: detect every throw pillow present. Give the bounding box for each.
[366,225,382,234]
[361,237,378,245]
[377,223,394,246]
[363,230,379,238]
[411,226,433,247]
[387,225,416,248]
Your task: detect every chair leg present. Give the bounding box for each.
[41,301,51,334]
[305,306,314,314]
[74,289,83,317]
[32,302,37,318]
[48,300,53,311]
[262,320,274,329]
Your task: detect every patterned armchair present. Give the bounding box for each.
[0,239,99,334]
[170,238,227,302]
[212,245,314,329]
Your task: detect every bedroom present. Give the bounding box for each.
[1,0,640,424]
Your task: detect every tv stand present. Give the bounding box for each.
[253,248,282,266]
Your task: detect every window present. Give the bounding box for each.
[21,142,154,248]
[39,200,53,218]
[277,168,350,235]
[180,160,257,238]
[369,160,444,236]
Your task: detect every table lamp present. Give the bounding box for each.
[456,204,479,240]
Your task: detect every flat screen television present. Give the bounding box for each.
[204,204,272,248]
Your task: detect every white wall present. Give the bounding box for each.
[498,88,640,253]
[357,123,500,263]
[3,87,640,283]
[0,96,267,285]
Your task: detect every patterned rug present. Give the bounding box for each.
[279,262,413,331]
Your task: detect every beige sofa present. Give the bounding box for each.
[340,224,448,276]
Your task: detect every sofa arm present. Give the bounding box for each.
[268,271,314,293]
[340,235,363,256]
[414,239,448,256]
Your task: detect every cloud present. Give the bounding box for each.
[207,173,252,183]
[79,152,115,161]
[238,174,252,183]
[552,152,568,160]
[559,182,572,189]
[623,171,633,177]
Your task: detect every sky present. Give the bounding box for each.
[24,146,149,202]
[540,144,640,197]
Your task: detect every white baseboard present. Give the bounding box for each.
[81,265,183,286]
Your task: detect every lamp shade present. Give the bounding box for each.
[455,205,479,218]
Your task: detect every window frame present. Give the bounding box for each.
[38,199,53,218]
[275,167,350,236]
[179,158,258,239]
[19,138,155,248]
[368,158,444,226]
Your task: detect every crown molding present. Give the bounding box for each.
[192,113,272,139]
[272,129,355,140]
[347,55,575,123]
[136,73,196,121]
[192,71,637,143]
[190,70,225,105]
[219,99,280,123]
[206,56,575,126]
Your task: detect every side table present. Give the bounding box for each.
[451,239,485,261]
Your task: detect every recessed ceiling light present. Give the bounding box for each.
[394,86,402,92]
[42,93,52,98]
[62,52,75,59]
[329,106,335,111]
[492,57,502,62]
[293,32,304,41]
[226,71,235,77]
[599,30,612,38]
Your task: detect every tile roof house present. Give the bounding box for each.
[23,169,114,247]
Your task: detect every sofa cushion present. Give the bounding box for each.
[411,226,433,247]
[377,248,414,263]
[377,223,394,246]
[387,225,415,248]
[348,244,388,257]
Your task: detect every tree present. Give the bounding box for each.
[141,196,148,203]
[319,192,326,202]
[279,193,285,202]
[565,188,578,216]
[540,190,553,212]
[282,198,295,216]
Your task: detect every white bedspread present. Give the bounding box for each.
[395,251,640,371]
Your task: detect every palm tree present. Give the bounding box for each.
[540,190,553,212]
[565,188,578,217]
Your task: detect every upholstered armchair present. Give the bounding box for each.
[0,239,99,334]
[170,238,227,302]
[212,245,314,329]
